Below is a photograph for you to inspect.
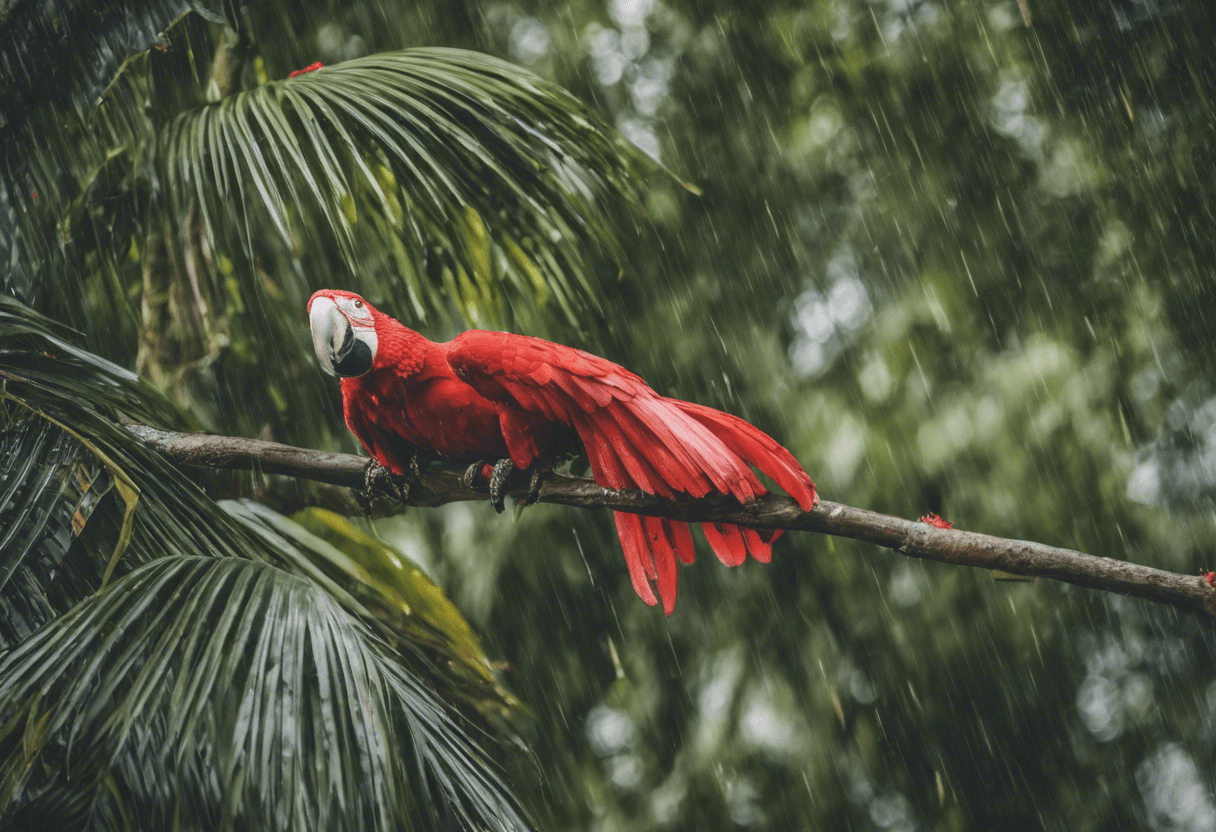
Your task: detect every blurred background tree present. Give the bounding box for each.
[4,0,1216,830]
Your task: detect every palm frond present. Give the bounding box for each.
[0,555,532,831]
[259,505,524,721]
[0,0,232,301]
[159,48,658,327]
[0,295,533,828]
[0,417,112,648]
[1,94,151,306]
[0,0,227,125]
[0,295,251,572]
[0,294,246,640]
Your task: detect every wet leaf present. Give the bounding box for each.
[159,48,658,327]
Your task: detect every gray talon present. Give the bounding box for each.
[462,460,489,491]
[518,468,543,507]
[363,460,381,496]
[489,458,515,513]
[354,481,374,515]
[362,459,415,507]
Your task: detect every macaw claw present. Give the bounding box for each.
[489,458,515,513]
[358,457,417,511]
[462,460,493,492]
[518,468,543,507]
[467,458,544,513]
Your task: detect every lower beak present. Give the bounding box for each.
[332,322,356,367]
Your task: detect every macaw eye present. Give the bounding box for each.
[354,299,363,309]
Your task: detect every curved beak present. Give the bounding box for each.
[309,297,373,377]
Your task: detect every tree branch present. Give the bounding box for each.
[126,425,1216,619]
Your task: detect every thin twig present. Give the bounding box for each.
[125,424,1216,618]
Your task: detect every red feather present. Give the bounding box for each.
[310,290,817,614]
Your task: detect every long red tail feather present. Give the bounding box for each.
[643,515,679,615]
[572,395,815,613]
[614,512,658,607]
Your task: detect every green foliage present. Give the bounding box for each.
[5,0,1216,829]
[1,0,665,823]
[0,554,529,831]
[290,507,520,717]
[431,1,1216,829]
[160,48,654,329]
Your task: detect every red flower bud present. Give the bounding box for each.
[919,513,954,530]
[289,62,326,78]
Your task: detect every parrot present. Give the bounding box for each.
[308,289,817,614]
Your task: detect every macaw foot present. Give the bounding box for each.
[461,458,545,513]
[488,458,515,513]
[462,460,494,492]
[518,467,544,508]
[358,457,418,511]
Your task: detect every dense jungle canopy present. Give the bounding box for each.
[2,0,1216,829]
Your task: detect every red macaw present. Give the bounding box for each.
[308,289,817,614]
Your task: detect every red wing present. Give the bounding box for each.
[671,400,817,511]
[445,330,649,419]
[447,331,767,503]
[445,330,814,615]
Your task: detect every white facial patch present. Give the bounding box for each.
[308,294,378,376]
[334,294,376,331]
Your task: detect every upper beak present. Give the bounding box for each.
[309,297,349,376]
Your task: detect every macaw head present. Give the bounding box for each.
[307,289,379,377]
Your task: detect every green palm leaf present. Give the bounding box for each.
[0,295,251,576]
[0,0,232,301]
[159,48,657,327]
[0,294,239,635]
[0,0,228,124]
[0,418,111,648]
[0,554,531,831]
[277,506,524,720]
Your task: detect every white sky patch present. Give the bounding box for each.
[609,0,655,28]
[509,18,551,64]
[618,116,662,161]
[1137,744,1216,832]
